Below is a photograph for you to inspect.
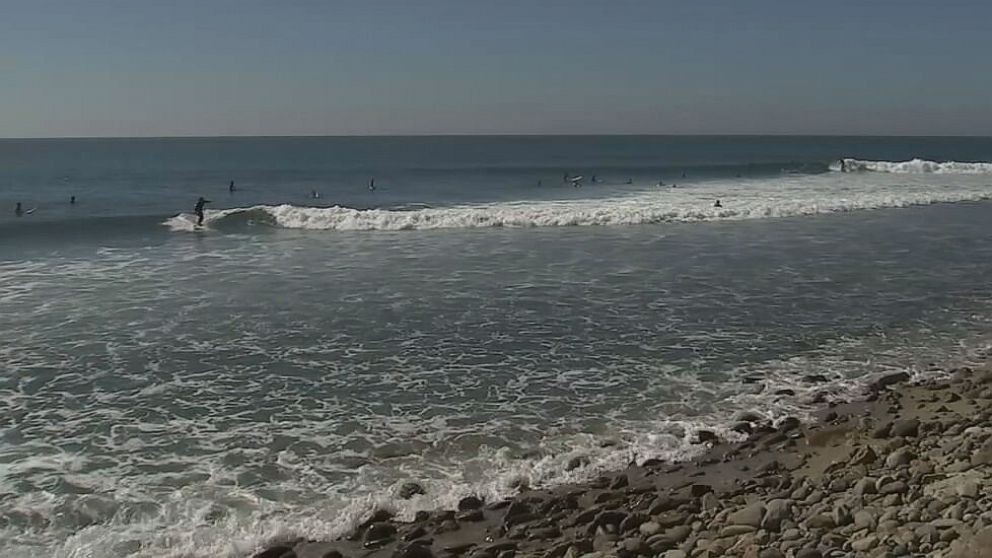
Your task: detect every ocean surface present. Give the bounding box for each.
[2,135,992,557]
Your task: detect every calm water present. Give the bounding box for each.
[2,136,992,557]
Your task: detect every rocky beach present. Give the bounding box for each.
[253,356,992,558]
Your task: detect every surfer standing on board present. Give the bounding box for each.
[840,159,847,172]
[194,197,211,226]
[15,202,23,217]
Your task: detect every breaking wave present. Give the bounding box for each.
[835,158,992,174]
[163,175,992,233]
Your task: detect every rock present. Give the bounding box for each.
[805,513,836,530]
[851,446,878,465]
[728,503,766,528]
[402,526,428,542]
[690,484,712,497]
[696,430,719,444]
[891,418,920,438]
[758,550,785,558]
[661,552,686,558]
[399,482,425,499]
[957,479,980,499]
[394,545,434,558]
[529,527,560,540]
[879,481,909,495]
[619,537,648,556]
[254,546,295,558]
[654,511,688,528]
[566,456,590,471]
[365,523,397,545]
[701,492,720,512]
[638,521,661,536]
[458,496,483,511]
[876,372,910,389]
[886,448,914,468]
[761,499,792,531]
[851,535,878,552]
[873,421,893,438]
[854,509,878,530]
[778,417,801,432]
[457,509,484,522]
[719,525,757,537]
[794,549,822,558]
[832,503,853,527]
[619,513,647,533]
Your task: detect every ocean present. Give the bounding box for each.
[2,135,992,557]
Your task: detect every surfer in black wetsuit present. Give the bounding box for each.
[839,159,847,172]
[194,197,210,226]
[369,177,375,192]
[70,196,76,205]
[15,202,23,217]
[714,199,722,208]
[229,180,236,193]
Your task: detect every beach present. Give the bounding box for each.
[254,356,992,558]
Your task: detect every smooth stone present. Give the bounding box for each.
[729,504,766,528]
[761,499,792,531]
[719,525,757,537]
[851,535,878,551]
[892,418,920,437]
[638,521,661,537]
[886,448,914,468]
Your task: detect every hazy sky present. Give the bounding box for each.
[2,0,990,137]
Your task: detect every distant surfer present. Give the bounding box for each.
[656,180,664,187]
[713,199,722,208]
[563,171,570,183]
[194,196,211,226]
[369,177,375,192]
[229,180,236,193]
[15,202,23,217]
[839,159,847,172]
[70,195,76,205]
[311,189,320,199]
[625,178,633,184]
[592,175,599,183]
[569,176,583,188]
[681,170,687,178]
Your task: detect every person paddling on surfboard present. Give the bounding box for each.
[194,197,211,226]
[15,202,23,217]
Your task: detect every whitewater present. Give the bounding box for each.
[165,167,992,233]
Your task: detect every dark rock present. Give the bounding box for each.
[795,549,822,558]
[365,522,397,546]
[393,544,434,558]
[457,509,484,522]
[458,496,484,511]
[402,526,428,542]
[504,501,531,518]
[320,552,343,558]
[610,475,629,489]
[434,520,459,534]
[619,512,647,533]
[778,417,801,432]
[695,430,719,444]
[891,418,920,438]
[872,421,893,438]
[400,482,426,499]
[731,421,753,435]
[566,456,590,471]
[528,526,560,540]
[443,543,475,556]
[689,484,712,497]
[875,372,910,389]
[254,546,295,558]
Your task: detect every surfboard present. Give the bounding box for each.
[25,208,36,215]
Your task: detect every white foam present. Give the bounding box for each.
[836,158,992,174]
[162,172,992,233]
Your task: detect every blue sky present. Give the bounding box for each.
[1,0,990,137]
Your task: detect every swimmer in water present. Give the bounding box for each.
[15,202,23,217]
[70,195,76,205]
[713,199,722,208]
[229,180,236,193]
[194,196,211,226]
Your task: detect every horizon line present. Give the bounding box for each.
[2,132,992,141]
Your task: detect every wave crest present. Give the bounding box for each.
[836,158,992,174]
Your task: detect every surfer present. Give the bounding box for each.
[369,177,375,192]
[839,159,847,172]
[311,189,320,199]
[15,202,23,217]
[625,178,633,184]
[563,171,569,183]
[194,196,211,226]
[229,180,236,193]
[681,170,686,178]
[713,199,722,208]
[70,195,76,205]
[592,175,599,183]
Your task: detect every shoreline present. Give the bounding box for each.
[254,356,991,558]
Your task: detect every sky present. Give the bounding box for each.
[1,0,990,137]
